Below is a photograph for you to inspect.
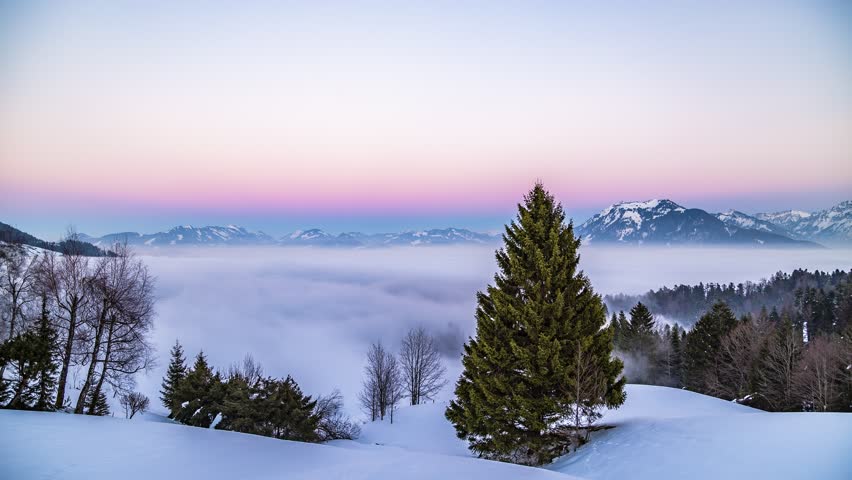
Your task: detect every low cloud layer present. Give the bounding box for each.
[133,245,852,417]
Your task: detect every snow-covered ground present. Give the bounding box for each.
[548,385,852,479]
[3,385,849,479]
[0,409,574,480]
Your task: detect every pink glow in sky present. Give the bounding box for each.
[1,1,851,236]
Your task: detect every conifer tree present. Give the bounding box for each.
[261,376,319,442]
[0,305,57,410]
[33,296,59,411]
[627,302,656,354]
[669,325,683,387]
[615,311,629,350]
[86,388,111,416]
[173,351,221,426]
[445,183,625,465]
[160,340,187,415]
[683,301,738,393]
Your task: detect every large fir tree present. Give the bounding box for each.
[445,183,625,465]
[160,339,187,415]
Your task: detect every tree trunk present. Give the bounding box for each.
[75,301,108,413]
[55,299,79,409]
[0,288,21,384]
[88,314,116,415]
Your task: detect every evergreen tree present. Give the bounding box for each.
[160,339,187,415]
[627,302,656,354]
[445,183,625,465]
[173,351,221,426]
[33,296,59,411]
[261,376,319,441]
[86,387,111,416]
[616,311,629,349]
[669,325,683,387]
[611,311,631,351]
[0,309,57,410]
[683,301,738,393]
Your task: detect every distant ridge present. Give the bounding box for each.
[576,199,823,248]
[755,201,852,245]
[72,199,851,249]
[81,226,500,248]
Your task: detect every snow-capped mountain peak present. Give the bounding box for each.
[577,199,819,247]
[82,225,275,247]
[280,227,498,247]
[755,201,851,244]
[714,210,792,237]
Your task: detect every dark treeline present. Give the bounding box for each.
[160,342,361,442]
[0,240,154,416]
[606,269,851,329]
[612,300,852,412]
[0,223,112,258]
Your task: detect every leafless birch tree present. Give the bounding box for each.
[399,327,447,405]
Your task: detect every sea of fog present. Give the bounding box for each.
[132,246,852,418]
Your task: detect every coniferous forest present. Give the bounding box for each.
[605,269,851,330]
[610,298,851,412]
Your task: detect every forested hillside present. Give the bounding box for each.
[0,222,110,257]
[605,269,851,330]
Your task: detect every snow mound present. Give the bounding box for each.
[548,385,852,480]
[0,410,576,480]
[353,400,471,457]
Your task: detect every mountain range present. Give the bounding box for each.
[575,199,851,247]
[79,226,499,248]
[7,199,849,251]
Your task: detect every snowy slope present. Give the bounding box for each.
[549,385,852,480]
[352,385,852,480]
[351,400,471,457]
[3,385,849,479]
[0,409,575,480]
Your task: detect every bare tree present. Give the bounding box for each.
[793,336,846,411]
[0,244,40,383]
[314,389,361,441]
[358,341,403,423]
[758,322,803,411]
[85,245,155,414]
[399,327,447,405]
[564,339,607,449]
[42,230,93,409]
[120,391,150,419]
[227,353,264,389]
[0,244,39,341]
[707,318,771,401]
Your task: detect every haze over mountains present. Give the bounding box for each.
[6,200,849,250]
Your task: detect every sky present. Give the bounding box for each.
[1,0,851,239]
